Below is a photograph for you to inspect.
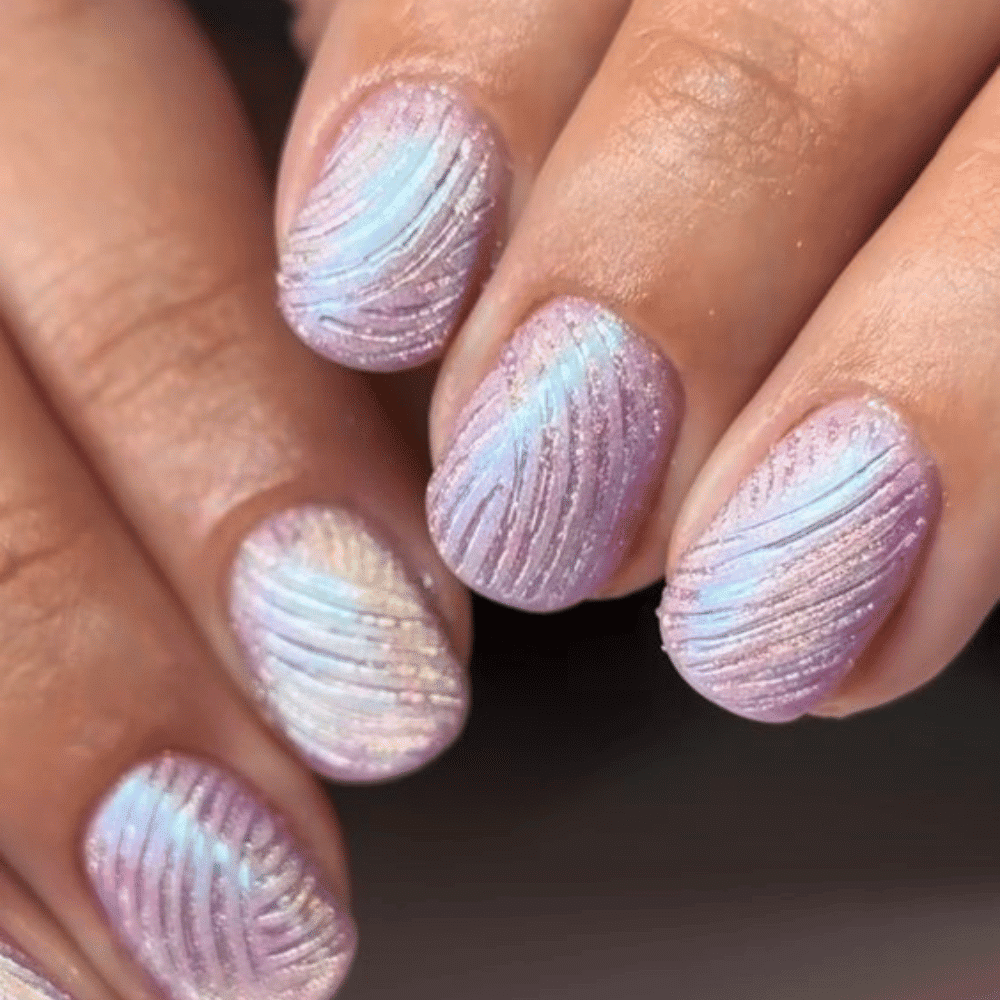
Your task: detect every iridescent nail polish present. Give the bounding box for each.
[85,754,355,1000]
[659,398,940,722]
[0,941,73,1000]
[427,297,682,613]
[230,506,467,783]
[279,82,508,372]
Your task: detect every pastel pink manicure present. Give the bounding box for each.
[85,753,356,1000]
[659,398,940,721]
[427,297,682,612]
[279,82,508,372]
[230,506,467,784]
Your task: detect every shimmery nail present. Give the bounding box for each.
[427,297,682,613]
[230,506,467,783]
[85,754,355,1000]
[279,82,508,372]
[0,941,73,1000]
[659,398,940,722]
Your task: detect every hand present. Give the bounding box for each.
[0,3,474,999]
[277,0,1000,722]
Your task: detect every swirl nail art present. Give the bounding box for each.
[659,398,940,721]
[230,506,466,783]
[0,942,72,1000]
[279,82,508,372]
[427,297,682,612]
[85,754,355,1000]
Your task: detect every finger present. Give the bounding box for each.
[0,330,355,1000]
[0,869,117,1000]
[0,0,469,783]
[275,0,630,370]
[660,58,1000,720]
[426,0,1000,612]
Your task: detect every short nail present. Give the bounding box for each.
[427,296,682,612]
[279,82,508,372]
[230,506,467,783]
[85,754,356,1000]
[0,941,73,1000]
[659,398,940,722]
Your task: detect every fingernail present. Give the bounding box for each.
[279,82,508,372]
[427,296,682,612]
[85,754,356,1000]
[230,506,467,783]
[659,398,940,722]
[0,941,73,1000]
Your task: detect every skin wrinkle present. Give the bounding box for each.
[0,0,101,35]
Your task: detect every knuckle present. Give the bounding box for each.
[29,236,268,416]
[0,0,98,33]
[623,2,869,186]
[0,495,92,638]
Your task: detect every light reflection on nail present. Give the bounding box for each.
[279,82,508,372]
[85,753,356,1000]
[660,398,939,721]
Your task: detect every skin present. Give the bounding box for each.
[0,0,999,997]
[278,0,1000,716]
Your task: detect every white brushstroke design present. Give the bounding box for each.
[279,83,506,371]
[231,507,466,782]
[85,754,355,1000]
[428,298,680,612]
[659,399,939,721]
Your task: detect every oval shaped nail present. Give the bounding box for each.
[279,82,508,372]
[230,506,467,783]
[428,297,682,612]
[659,398,940,721]
[85,754,356,1000]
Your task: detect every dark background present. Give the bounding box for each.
[192,3,1000,996]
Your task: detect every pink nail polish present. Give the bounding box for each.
[230,506,467,784]
[85,754,356,1000]
[279,82,508,372]
[0,941,73,1000]
[660,398,940,721]
[427,297,682,612]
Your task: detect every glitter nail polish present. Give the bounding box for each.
[85,754,355,1000]
[659,398,940,721]
[427,297,682,613]
[230,506,467,783]
[279,82,508,372]
[0,941,73,1000]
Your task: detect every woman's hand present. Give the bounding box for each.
[0,3,474,999]
[278,0,1000,721]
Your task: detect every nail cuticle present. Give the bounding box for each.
[428,296,683,613]
[279,81,509,372]
[659,397,940,722]
[230,505,467,783]
[85,753,355,1000]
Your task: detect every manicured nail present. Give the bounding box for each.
[659,398,940,721]
[0,941,73,1000]
[230,506,467,783]
[427,297,682,612]
[279,82,508,372]
[85,754,355,1000]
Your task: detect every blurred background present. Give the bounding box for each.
[189,3,1000,996]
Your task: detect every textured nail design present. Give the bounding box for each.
[230,506,466,783]
[279,82,508,372]
[427,297,681,612]
[659,398,939,721]
[0,942,73,1000]
[85,754,355,1000]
